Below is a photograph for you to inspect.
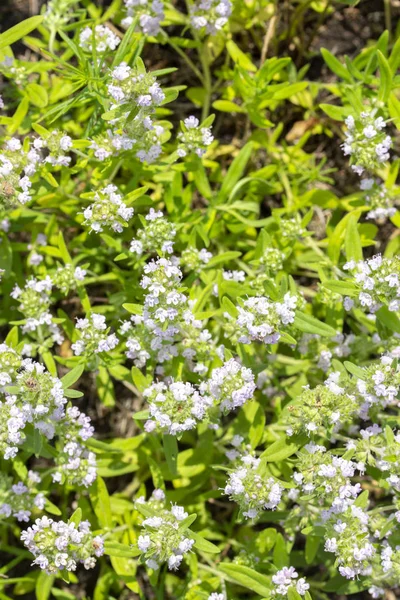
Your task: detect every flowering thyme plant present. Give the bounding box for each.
[0,2,400,600]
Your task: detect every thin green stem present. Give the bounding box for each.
[164,35,205,85]
[384,0,392,38]
[197,42,212,121]
[49,28,56,55]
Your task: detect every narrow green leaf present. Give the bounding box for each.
[0,16,43,50]
[345,214,363,262]
[261,437,299,462]
[190,530,220,554]
[60,365,84,389]
[163,434,178,477]
[218,563,271,596]
[321,48,352,82]
[219,142,253,202]
[293,311,337,337]
[92,477,113,529]
[377,50,392,103]
[376,305,400,334]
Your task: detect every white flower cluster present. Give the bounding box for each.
[224,454,283,519]
[51,263,86,295]
[292,446,362,507]
[21,516,103,574]
[278,216,306,241]
[0,472,44,523]
[177,116,214,158]
[180,247,213,271]
[323,504,375,579]
[202,358,255,412]
[353,356,400,418]
[35,129,73,167]
[139,257,197,361]
[259,247,285,272]
[107,61,165,108]
[88,62,167,164]
[138,501,194,570]
[343,254,400,313]
[0,348,97,487]
[190,0,232,35]
[360,178,396,221]
[0,131,75,208]
[90,120,165,164]
[342,111,391,175]
[297,332,356,373]
[42,0,77,29]
[71,313,119,358]
[122,0,164,36]
[236,293,298,345]
[11,276,63,344]
[130,208,176,256]
[82,184,134,233]
[286,372,358,436]
[143,380,213,434]
[122,254,228,374]
[53,406,97,488]
[272,566,310,597]
[0,137,40,206]
[79,25,120,53]
[0,359,67,458]
[143,358,255,434]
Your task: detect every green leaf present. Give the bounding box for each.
[293,311,337,337]
[103,542,141,558]
[60,365,84,389]
[221,296,239,317]
[323,280,358,296]
[389,35,400,72]
[131,366,149,392]
[69,507,82,526]
[261,437,299,462]
[218,563,271,596]
[190,530,220,554]
[92,477,113,529]
[219,142,253,202]
[35,571,54,600]
[25,83,48,108]
[5,326,18,348]
[205,251,241,268]
[212,100,246,113]
[376,305,400,334]
[226,41,257,71]
[0,16,43,50]
[345,214,363,262]
[58,232,72,264]
[305,535,321,564]
[344,361,367,380]
[287,589,303,600]
[163,434,178,477]
[96,366,116,408]
[377,50,392,103]
[273,533,289,568]
[321,48,352,82]
[354,489,369,508]
[123,303,143,316]
[319,103,352,121]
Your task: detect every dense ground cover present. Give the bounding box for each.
[0,0,400,598]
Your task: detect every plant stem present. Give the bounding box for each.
[197,42,212,121]
[165,35,205,85]
[384,0,392,38]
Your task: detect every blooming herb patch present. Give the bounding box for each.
[0,1,399,599]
